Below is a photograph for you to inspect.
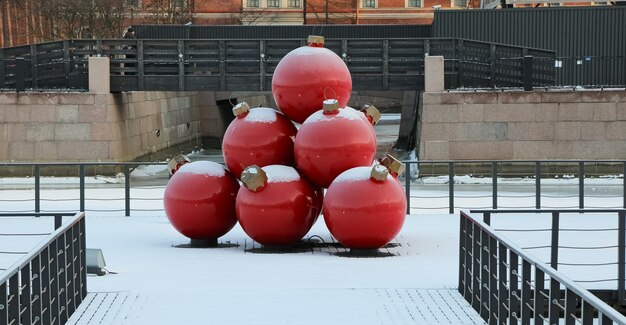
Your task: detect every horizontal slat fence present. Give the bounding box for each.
[0,38,555,92]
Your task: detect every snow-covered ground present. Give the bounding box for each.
[0,169,624,324]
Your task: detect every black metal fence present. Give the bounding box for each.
[433,6,626,88]
[0,212,87,325]
[0,38,556,92]
[459,210,626,325]
[402,160,626,214]
[0,159,623,217]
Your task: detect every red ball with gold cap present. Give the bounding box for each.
[222,102,298,179]
[294,99,377,188]
[163,161,239,241]
[236,165,323,246]
[271,35,352,124]
[323,164,407,249]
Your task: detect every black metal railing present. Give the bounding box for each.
[459,210,626,325]
[0,212,86,325]
[0,160,624,217]
[0,162,168,217]
[402,160,626,214]
[0,38,556,92]
[471,209,626,303]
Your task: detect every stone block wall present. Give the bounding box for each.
[0,92,207,162]
[419,90,626,160]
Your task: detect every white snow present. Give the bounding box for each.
[291,45,334,57]
[332,166,391,184]
[0,173,624,324]
[244,107,278,123]
[262,165,301,183]
[303,107,364,124]
[175,161,226,177]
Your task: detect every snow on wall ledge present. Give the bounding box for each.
[419,89,626,161]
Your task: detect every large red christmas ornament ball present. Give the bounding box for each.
[294,99,377,188]
[272,35,352,124]
[222,102,298,179]
[236,165,323,246]
[163,161,239,240]
[324,165,407,249]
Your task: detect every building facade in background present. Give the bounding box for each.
[0,0,616,47]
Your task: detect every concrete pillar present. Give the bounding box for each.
[89,56,110,94]
[424,56,445,93]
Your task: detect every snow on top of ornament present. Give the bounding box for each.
[303,107,363,124]
[292,44,334,57]
[333,165,391,184]
[176,161,226,177]
[243,107,278,123]
[263,165,301,183]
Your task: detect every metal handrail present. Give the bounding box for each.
[0,212,87,325]
[459,211,626,324]
[402,159,626,214]
[0,212,84,283]
[0,159,624,216]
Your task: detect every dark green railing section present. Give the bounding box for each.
[459,210,626,325]
[0,212,87,325]
[0,38,556,92]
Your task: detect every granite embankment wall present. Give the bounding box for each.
[419,90,626,161]
[0,91,210,162]
[3,89,625,163]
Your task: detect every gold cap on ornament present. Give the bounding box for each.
[307,35,325,46]
[361,104,381,125]
[380,154,405,177]
[232,102,250,117]
[241,165,267,192]
[323,99,340,113]
[370,164,389,182]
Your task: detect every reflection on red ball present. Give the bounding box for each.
[164,161,239,240]
[294,106,377,188]
[222,106,297,179]
[324,166,407,249]
[236,165,322,246]
[272,40,352,124]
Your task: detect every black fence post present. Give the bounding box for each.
[618,211,625,303]
[259,40,266,91]
[551,212,560,270]
[623,162,626,209]
[178,40,185,91]
[579,161,585,209]
[30,44,38,89]
[449,162,455,214]
[125,165,131,217]
[138,40,144,91]
[405,162,411,215]
[0,49,5,88]
[35,164,40,213]
[79,165,85,213]
[492,162,498,209]
[523,55,533,91]
[457,39,465,88]
[489,44,496,89]
[15,57,25,92]
[55,214,62,230]
[535,161,541,209]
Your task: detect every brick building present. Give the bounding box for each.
[0,0,613,47]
